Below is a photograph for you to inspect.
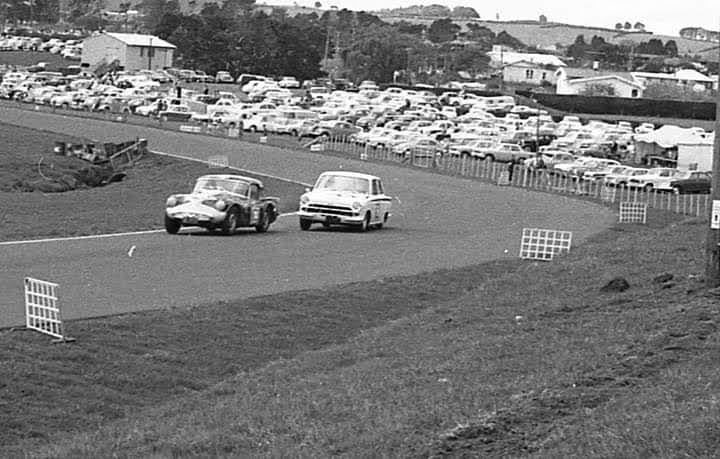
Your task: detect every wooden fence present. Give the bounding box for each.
[323,135,711,219]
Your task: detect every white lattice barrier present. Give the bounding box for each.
[600,186,617,202]
[497,171,510,186]
[24,278,73,342]
[207,155,229,169]
[519,228,573,261]
[619,201,648,224]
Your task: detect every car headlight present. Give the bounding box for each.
[214,200,227,211]
[352,201,362,210]
[300,195,309,204]
[166,196,177,207]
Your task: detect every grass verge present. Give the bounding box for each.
[0,122,304,241]
[2,210,719,457]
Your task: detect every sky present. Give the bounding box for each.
[262,0,720,37]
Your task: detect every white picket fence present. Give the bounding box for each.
[323,136,712,219]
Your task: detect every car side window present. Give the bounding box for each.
[249,184,259,200]
[371,180,380,195]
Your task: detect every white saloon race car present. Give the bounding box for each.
[297,171,392,231]
[165,174,279,234]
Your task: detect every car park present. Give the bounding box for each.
[165,174,279,234]
[298,171,391,231]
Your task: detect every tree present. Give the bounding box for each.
[451,6,478,18]
[624,21,631,30]
[615,22,623,30]
[314,1,320,7]
[664,40,678,57]
[494,30,525,49]
[427,18,459,43]
[566,34,588,60]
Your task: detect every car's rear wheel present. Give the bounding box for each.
[672,186,682,195]
[164,215,181,234]
[255,209,270,233]
[299,218,312,231]
[376,212,389,229]
[484,154,495,162]
[221,207,239,235]
[644,184,654,192]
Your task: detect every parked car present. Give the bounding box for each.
[628,167,680,191]
[214,71,234,83]
[278,76,300,88]
[300,120,360,138]
[603,167,648,187]
[298,171,391,231]
[156,104,193,121]
[482,143,534,163]
[164,174,279,234]
[392,137,446,159]
[669,171,711,194]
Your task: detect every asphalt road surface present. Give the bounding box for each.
[0,107,616,327]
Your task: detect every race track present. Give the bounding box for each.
[0,107,616,327]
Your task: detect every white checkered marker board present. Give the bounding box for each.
[519,228,573,261]
[619,201,648,224]
[600,186,616,202]
[207,155,229,168]
[24,278,70,341]
[497,171,510,186]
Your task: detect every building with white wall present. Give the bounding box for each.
[82,33,175,72]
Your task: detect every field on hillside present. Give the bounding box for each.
[379,17,715,55]
[0,122,304,241]
[2,209,719,457]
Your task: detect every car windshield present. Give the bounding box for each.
[194,178,249,195]
[315,174,369,193]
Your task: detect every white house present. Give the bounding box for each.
[82,33,175,72]
[677,132,715,171]
[502,60,558,86]
[555,67,644,98]
[631,69,715,91]
[487,45,567,68]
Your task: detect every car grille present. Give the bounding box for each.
[305,203,354,216]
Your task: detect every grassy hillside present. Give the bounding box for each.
[379,16,713,56]
[3,207,720,457]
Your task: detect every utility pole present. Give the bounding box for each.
[705,43,720,287]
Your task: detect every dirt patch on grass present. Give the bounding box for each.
[0,122,304,241]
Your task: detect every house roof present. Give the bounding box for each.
[103,33,176,49]
[632,69,714,83]
[564,74,644,89]
[488,50,566,68]
[561,67,634,81]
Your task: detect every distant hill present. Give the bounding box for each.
[377,16,714,56]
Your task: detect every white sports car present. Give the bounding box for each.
[165,174,279,234]
[297,171,392,231]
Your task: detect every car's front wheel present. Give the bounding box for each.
[255,209,270,233]
[358,212,371,232]
[299,218,312,231]
[221,207,239,235]
[164,215,181,234]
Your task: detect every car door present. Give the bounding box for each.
[248,184,261,225]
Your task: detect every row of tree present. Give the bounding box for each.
[134,2,528,84]
[566,34,679,69]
